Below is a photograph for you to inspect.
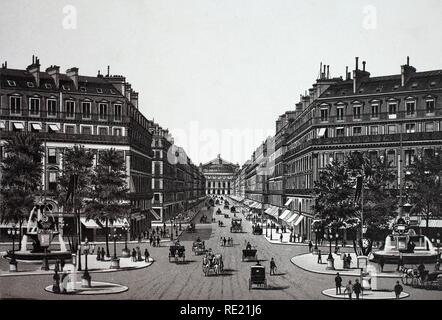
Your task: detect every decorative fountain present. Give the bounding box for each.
[371,216,438,264]
[4,200,72,262]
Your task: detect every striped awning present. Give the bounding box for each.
[111,218,129,228]
[287,213,299,223]
[293,214,305,226]
[80,217,101,229]
[265,207,273,215]
[279,210,292,220]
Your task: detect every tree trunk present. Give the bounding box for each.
[105,218,110,257]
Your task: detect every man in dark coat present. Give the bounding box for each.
[335,272,342,295]
[353,279,362,299]
[394,281,403,299]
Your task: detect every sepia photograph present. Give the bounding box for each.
[0,0,441,312]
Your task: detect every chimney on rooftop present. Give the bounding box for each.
[401,56,416,87]
[327,65,330,79]
[46,65,60,89]
[345,66,349,80]
[66,67,79,89]
[27,55,41,87]
[353,57,370,93]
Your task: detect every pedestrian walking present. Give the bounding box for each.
[96,247,101,261]
[223,237,227,247]
[353,279,362,300]
[308,241,313,253]
[394,281,403,299]
[344,280,353,300]
[137,247,142,261]
[378,256,385,272]
[131,248,137,262]
[276,226,279,233]
[335,272,342,295]
[156,235,160,247]
[149,236,153,246]
[60,258,65,272]
[280,233,283,242]
[144,248,150,262]
[342,253,347,269]
[54,259,60,273]
[53,269,61,294]
[101,247,105,260]
[317,250,323,264]
[346,254,352,268]
[138,234,142,243]
[270,258,277,275]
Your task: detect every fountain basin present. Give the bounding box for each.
[4,251,72,262]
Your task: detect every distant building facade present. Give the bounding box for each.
[200,154,239,195]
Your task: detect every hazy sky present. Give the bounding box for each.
[1,0,442,165]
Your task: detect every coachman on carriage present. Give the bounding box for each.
[252,224,263,235]
[242,242,258,261]
[192,239,207,255]
[230,218,242,233]
[169,242,186,263]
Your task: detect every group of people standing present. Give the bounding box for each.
[131,247,150,262]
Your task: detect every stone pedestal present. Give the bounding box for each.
[121,249,131,258]
[110,258,120,269]
[9,261,18,272]
[326,257,335,270]
[371,273,402,291]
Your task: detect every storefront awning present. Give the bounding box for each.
[284,198,293,207]
[80,217,101,229]
[48,124,60,131]
[111,218,129,228]
[287,213,299,224]
[279,210,292,220]
[149,209,161,220]
[265,208,273,215]
[12,122,24,130]
[31,123,42,131]
[293,214,305,226]
[418,219,442,228]
[252,202,262,209]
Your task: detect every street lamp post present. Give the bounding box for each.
[109,227,120,269]
[7,226,19,272]
[121,226,130,258]
[81,238,91,287]
[326,229,335,270]
[314,228,319,251]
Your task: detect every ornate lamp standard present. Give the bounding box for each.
[109,227,120,269]
[7,225,19,272]
[121,225,130,257]
[326,228,336,270]
[81,238,91,287]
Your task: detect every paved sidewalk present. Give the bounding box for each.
[291,252,363,276]
[322,288,409,300]
[44,281,129,295]
[0,255,154,277]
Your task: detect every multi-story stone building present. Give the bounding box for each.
[0,57,155,240]
[284,57,442,240]
[200,154,239,195]
[149,122,206,222]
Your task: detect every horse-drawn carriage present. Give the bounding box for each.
[186,223,196,233]
[230,218,242,233]
[230,206,236,213]
[192,240,207,255]
[224,203,229,209]
[249,264,267,290]
[169,244,186,262]
[252,224,263,235]
[200,215,208,223]
[401,265,442,289]
[202,252,224,276]
[216,208,222,215]
[242,247,258,261]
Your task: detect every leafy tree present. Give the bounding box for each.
[312,160,358,242]
[313,151,398,256]
[405,151,442,236]
[57,146,94,254]
[85,149,130,257]
[0,134,43,250]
